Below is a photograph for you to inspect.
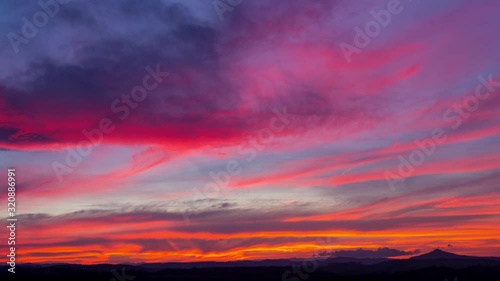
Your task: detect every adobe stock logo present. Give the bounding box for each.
[281,237,335,281]
[51,65,170,182]
[110,267,135,281]
[213,0,243,22]
[340,0,409,63]
[385,74,500,191]
[7,0,71,54]
[183,106,292,224]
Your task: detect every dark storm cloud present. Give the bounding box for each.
[0,0,362,150]
[328,247,420,258]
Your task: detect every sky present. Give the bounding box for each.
[0,0,499,264]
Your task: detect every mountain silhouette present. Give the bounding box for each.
[411,249,472,260]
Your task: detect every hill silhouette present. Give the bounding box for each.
[411,249,473,260]
[2,249,499,280]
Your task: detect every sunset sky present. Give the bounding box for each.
[0,0,499,264]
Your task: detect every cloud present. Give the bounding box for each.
[327,247,420,258]
[0,0,404,151]
[1,0,500,264]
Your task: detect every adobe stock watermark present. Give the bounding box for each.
[7,0,71,54]
[110,267,135,281]
[385,74,500,191]
[51,65,170,182]
[213,0,243,22]
[340,0,411,63]
[182,106,292,223]
[281,237,335,281]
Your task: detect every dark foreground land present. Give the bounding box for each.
[2,250,499,280]
[2,265,499,281]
